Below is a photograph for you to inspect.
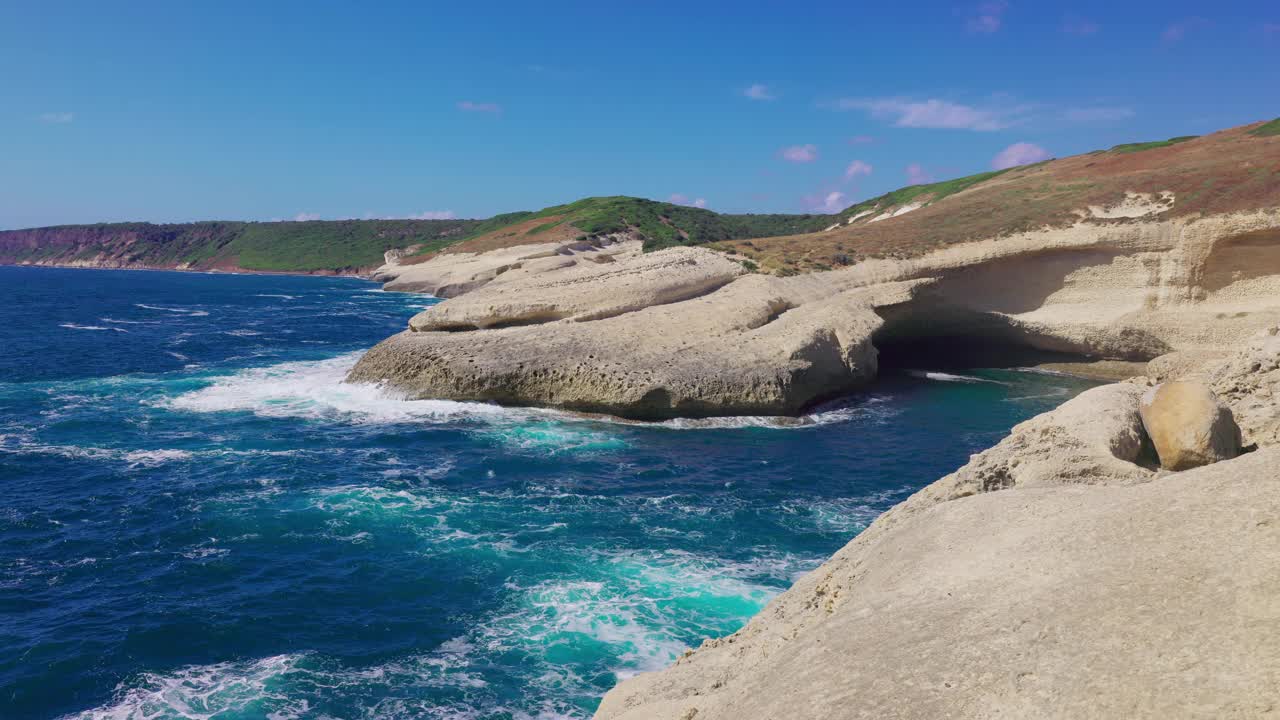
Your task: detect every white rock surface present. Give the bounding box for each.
[408,246,744,330]
[595,339,1280,720]
[373,238,640,297]
[352,208,1280,417]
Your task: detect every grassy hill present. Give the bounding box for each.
[714,119,1280,274]
[0,219,482,273]
[4,118,1277,276]
[415,196,838,257]
[0,199,839,273]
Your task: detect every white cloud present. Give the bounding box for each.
[743,83,775,101]
[458,100,502,113]
[39,112,74,124]
[294,212,321,222]
[802,191,847,214]
[780,144,818,163]
[992,142,1051,170]
[964,1,1008,34]
[905,164,935,185]
[668,194,708,208]
[831,98,1023,131]
[1063,16,1100,36]
[407,210,457,220]
[830,96,1129,131]
[844,160,873,180]
[1162,18,1208,43]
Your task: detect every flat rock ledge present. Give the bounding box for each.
[594,332,1280,720]
[350,209,1280,419]
[349,274,920,419]
[408,246,745,331]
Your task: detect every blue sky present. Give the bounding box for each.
[2,1,1277,228]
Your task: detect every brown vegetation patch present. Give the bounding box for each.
[713,122,1280,273]
[401,215,581,264]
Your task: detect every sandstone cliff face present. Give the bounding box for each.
[349,206,1280,418]
[593,333,1280,720]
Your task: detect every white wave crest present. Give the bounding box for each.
[0,443,194,467]
[162,351,899,439]
[60,323,127,333]
[907,370,1006,384]
[62,654,308,720]
[475,547,811,685]
[122,449,195,467]
[135,304,210,317]
[650,395,896,430]
[100,317,160,325]
[163,353,510,424]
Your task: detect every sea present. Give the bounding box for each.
[0,266,1096,719]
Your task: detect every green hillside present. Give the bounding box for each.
[421,196,840,254]
[0,219,482,273]
[0,175,1029,272]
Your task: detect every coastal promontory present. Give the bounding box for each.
[349,123,1280,419]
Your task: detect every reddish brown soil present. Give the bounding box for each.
[400,215,581,265]
[714,122,1280,273]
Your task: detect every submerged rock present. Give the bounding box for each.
[1140,379,1241,470]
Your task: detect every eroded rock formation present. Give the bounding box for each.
[593,331,1280,720]
[349,207,1280,418]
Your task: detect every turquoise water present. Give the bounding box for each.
[0,266,1096,719]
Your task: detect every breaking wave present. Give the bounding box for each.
[135,304,210,317]
[60,323,127,332]
[163,353,510,424]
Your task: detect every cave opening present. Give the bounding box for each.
[872,335,1093,373]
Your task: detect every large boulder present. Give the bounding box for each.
[1140,379,1242,470]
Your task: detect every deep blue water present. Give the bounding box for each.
[0,266,1097,719]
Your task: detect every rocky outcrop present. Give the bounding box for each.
[373,236,641,297]
[350,273,920,419]
[1140,379,1241,470]
[350,207,1280,418]
[1206,327,1280,448]
[594,333,1280,720]
[407,246,744,330]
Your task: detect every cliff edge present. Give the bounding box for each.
[348,123,1280,419]
[593,330,1280,719]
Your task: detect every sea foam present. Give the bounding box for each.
[59,323,127,332]
[164,353,509,424]
[63,654,309,720]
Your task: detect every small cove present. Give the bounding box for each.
[0,266,1098,719]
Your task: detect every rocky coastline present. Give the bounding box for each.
[592,329,1280,718]
[339,143,1280,714]
[349,205,1280,419]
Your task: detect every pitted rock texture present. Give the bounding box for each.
[349,278,918,419]
[594,336,1280,720]
[407,246,744,331]
[373,237,641,297]
[351,208,1280,418]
